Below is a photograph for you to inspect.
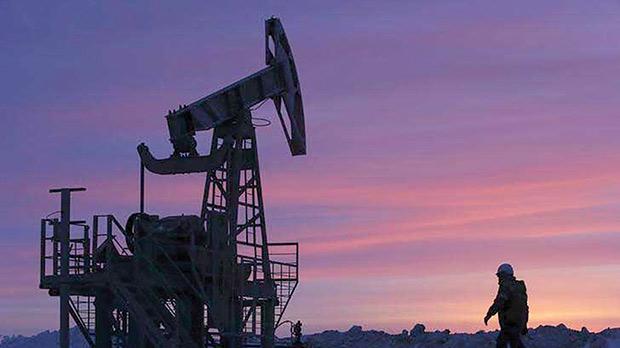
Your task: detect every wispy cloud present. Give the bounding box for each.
[2,0,620,335]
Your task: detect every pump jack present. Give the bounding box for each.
[40,17,306,348]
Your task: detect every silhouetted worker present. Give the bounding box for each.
[484,263,529,348]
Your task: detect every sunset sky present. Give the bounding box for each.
[1,0,620,336]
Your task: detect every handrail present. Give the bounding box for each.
[68,298,95,348]
[107,252,201,348]
[131,246,199,348]
[111,235,131,256]
[153,243,207,302]
[133,251,178,316]
[110,278,175,348]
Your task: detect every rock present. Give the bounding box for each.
[410,323,426,337]
[588,336,609,348]
[347,325,362,333]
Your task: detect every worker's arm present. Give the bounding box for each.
[484,285,509,325]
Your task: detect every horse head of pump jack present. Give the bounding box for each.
[138,17,306,176]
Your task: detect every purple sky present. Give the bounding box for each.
[1,0,620,336]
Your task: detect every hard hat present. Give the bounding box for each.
[496,263,514,276]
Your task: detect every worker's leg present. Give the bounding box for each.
[496,330,509,348]
[510,334,525,348]
[504,325,525,348]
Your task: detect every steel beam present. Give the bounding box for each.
[49,187,85,348]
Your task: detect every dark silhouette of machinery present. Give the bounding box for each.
[40,17,305,348]
[292,321,303,347]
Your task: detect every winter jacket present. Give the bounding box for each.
[486,275,529,330]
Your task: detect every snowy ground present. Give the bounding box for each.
[0,328,87,348]
[1,324,619,347]
[298,324,620,348]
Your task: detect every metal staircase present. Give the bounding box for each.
[68,296,96,347]
[268,243,299,327]
[103,217,202,348]
[110,276,180,347]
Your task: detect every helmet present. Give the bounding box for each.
[496,263,514,276]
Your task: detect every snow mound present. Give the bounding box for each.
[0,328,86,348]
[1,324,619,347]
[300,324,620,348]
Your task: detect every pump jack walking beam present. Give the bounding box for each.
[139,17,306,172]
